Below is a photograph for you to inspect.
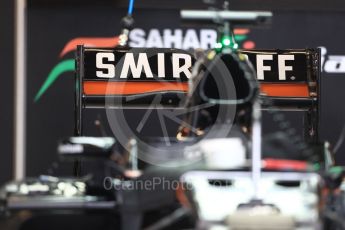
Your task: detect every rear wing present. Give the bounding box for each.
[75,45,192,135]
[241,49,320,108]
[75,46,320,141]
[241,49,321,143]
[76,46,191,109]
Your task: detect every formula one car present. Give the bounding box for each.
[1,2,345,230]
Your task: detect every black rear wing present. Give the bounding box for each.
[241,49,320,109]
[75,45,192,135]
[241,49,321,143]
[75,46,320,142]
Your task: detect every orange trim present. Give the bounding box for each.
[234,28,249,35]
[83,81,188,95]
[60,36,119,57]
[84,81,309,98]
[260,83,309,97]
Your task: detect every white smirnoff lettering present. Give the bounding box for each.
[256,54,294,80]
[95,52,192,79]
[120,53,153,78]
[256,55,273,80]
[96,53,115,78]
[172,53,192,78]
[129,28,217,50]
[278,55,295,80]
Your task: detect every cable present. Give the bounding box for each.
[118,0,135,47]
[128,0,135,15]
[143,208,190,230]
[333,123,345,154]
